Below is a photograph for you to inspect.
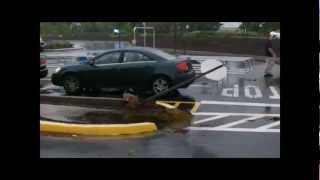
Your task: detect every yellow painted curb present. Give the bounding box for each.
[156,100,201,113]
[155,101,177,109]
[40,120,157,136]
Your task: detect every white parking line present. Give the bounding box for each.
[269,86,280,99]
[221,84,239,97]
[255,121,280,130]
[192,112,280,117]
[192,114,229,125]
[212,115,264,128]
[200,100,280,107]
[244,85,263,99]
[189,111,280,133]
[186,126,280,133]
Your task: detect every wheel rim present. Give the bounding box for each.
[153,78,169,94]
[64,77,79,93]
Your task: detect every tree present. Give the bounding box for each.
[261,22,280,32]
[40,22,72,36]
[239,22,280,33]
[239,22,262,32]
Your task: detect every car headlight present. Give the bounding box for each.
[55,67,61,73]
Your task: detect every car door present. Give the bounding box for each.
[118,51,156,89]
[85,51,122,88]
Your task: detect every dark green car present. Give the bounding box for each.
[51,47,196,95]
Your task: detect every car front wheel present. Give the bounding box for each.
[64,75,82,95]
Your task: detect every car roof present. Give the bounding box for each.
[95,47,175,61]
[105,47,158,53]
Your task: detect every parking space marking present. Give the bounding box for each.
[221,84,239,97]
[192,114,229,125]
[255,121,280,130]
[156,100,198,112]
[215,84,280,99]
[244,85,263,99]
[190,102,201,113]
[269,86,280,99]
[192,112,280,116]
[155,101,176,109]
[157,100,195,104]
[173,102,181,108]
[157,100,280,115]
[187,126,279,133]
[213,115,264,128]
[200,100,280,107]
[189,112,280,133]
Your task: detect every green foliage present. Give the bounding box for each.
[40,22,72,36]
[40,22,223,37]
[40,22,278,40]
[239,22,280,34]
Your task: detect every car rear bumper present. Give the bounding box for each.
[40,68,48,78]
[51,73,64,86]
[173,71,196,88]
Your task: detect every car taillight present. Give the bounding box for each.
[176,62,189,72]
[40,59,47,65]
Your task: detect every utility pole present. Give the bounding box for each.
[174,22,177,55]
[118,31,121,48]
[113,28,120,48]
[143,22,146,47]
[184,24,189,55]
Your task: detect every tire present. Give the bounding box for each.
[63,75,82,95]
[151,76,171,95]
[40,70,48,79]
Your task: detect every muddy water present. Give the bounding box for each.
[65,104,193,130]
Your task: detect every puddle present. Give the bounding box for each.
[41,100,193,136]
[40,130,157,139]
[65,103,193,131]
[41,84,195,135]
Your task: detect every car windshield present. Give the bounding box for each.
[148,48,177,60]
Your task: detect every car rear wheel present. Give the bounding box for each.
[152,77,170,94]
[64,75,81,95]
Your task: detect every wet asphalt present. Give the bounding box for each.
[40,41,280,158]
[40,131,279,158]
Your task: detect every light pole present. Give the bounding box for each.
[184,24,189,55]
[143,22,146,47]
[113,28,120,48]
[174,22,177,55]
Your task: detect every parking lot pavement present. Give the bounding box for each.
[40,130,278,158]
[40,57,280,158]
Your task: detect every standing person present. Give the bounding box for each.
[264,32,277,77]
